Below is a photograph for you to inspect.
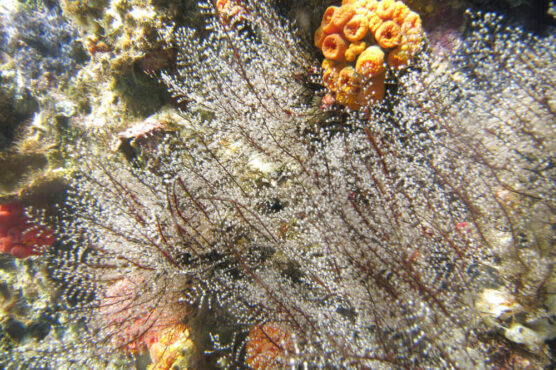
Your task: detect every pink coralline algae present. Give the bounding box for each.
[0,203,55,259]
[98,278,180,354]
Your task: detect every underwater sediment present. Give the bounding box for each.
[0,0,554,368]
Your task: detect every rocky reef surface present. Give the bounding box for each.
[0,0,554,368]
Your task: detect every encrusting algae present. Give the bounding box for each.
[315,0,425,109]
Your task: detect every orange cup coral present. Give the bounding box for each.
[376,0,397,19]
[344,15,369,42]
[322,34,349,61]
[321,6,341,34]
[333,4,356,30]
[345,40,367,62]
[321,59,345,92]
[314,26,326,48]
[216,0,243,22]
[375,20,402,49]
[355,45,385,77]
[315,0,425,109]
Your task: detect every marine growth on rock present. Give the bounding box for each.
[0,0,554,369]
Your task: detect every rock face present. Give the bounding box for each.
[0,0,554,369]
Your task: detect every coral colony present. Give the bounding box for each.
[316,0,425,108]
[0,0,554,368]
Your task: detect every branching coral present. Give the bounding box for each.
[316,0,425,109]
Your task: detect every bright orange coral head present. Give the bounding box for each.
[315,0,424,109]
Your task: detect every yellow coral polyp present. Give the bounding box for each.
[336,90,361,110]
[354,6,370,19]
[333,4,356,30]
[314,26,326,48]
[360,0,378,12]
[321,58,336,71]
[344,15,369,42]
[387,45,410,69]
[338,66,359,91]
[376,0,397,20]
[402,11,422,31]
[392,2,411,24]
[355,46,385,77]
[345,40,366,62]
[216,0,242,21]
[368,12,383,33]
[322,60,345,92]
[322,68,338,92]
[316,0,424,109]
[321,6,340,34]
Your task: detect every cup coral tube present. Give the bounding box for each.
[322,34,349,61]
[355,45,385,77]
[344,15,369,42]
[375,20,401,48]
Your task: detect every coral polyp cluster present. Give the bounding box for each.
[315,0,424,109]
[0,202,54,259]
